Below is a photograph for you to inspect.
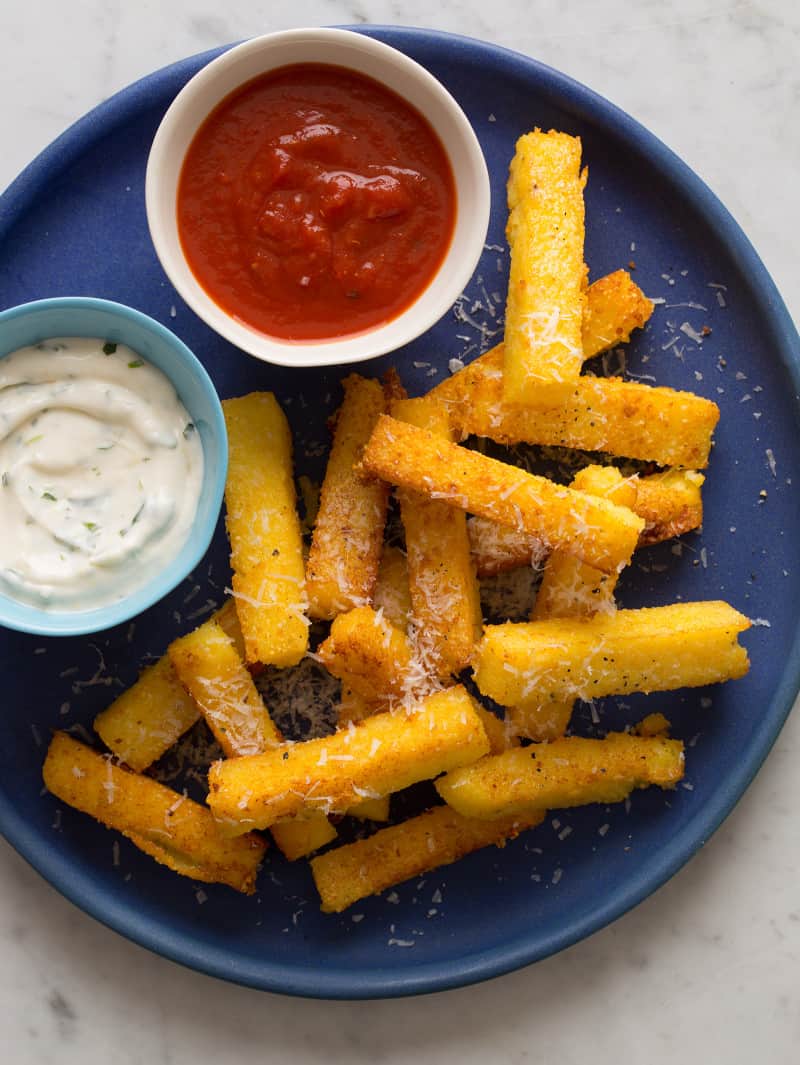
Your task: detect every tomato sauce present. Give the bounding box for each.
[177,64,456,342]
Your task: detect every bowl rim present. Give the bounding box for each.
[0,296,228,637]
[144,27,491,368]
[0,26,799,999]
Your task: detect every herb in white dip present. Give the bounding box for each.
[0,338,204,612]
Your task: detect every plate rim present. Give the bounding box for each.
[1,25,799,1000]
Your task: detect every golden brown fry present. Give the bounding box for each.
[223,393,308,667]
[348,796,391,822]
[207,686,491,833]
[532,466,636,621]
[569,464,639,502]
[317,605,416,704]
[362,415,644,575]
[93,656,200,774]
[334,547,414,725]
[93,601,244,772]
[311,805,545,912]
[435,731,684,820]
[327,616,510,753]
[504,129,587,404]
[466,517,546,578]
[271,815,338,861]
[337,684,386,727]
[372,544,411,633]
[168,615,336,861]
[474,705,513,755]
[469,468,704,577]
[168,619,281,758]
[430,344,719,469]
[633,712,672,737]
[213,598,248,659]
[475,601,750,707]
[635,469,705,546]
[432,269,651,416]
[581,269,654,356]
[507,700,574,743]
[43,732,266,893]
[509,466,637,740]
[392,396,482,678]
[306,375,389,619]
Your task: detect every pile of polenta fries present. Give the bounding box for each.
[43,129,750,914]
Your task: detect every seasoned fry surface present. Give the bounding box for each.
[432,344,719,468]
[504,130,587,403]
[469,468,704,577]
[362,415,643,575]
[207,686,490,832]
[436,732,685,820]
[391,396,481,679]
[93,655,200,773]
[271,814,338,861]
[43,732,266,893]
[532,465,634,622]
[372,545,411,632]
[581,269,654,356]
[635,469,705,546]
[306,375,389,619]
[475,601,750,705]
[223,393,308,666]
[42,120,747,916]
[168,619,281,758]
[317,605,415,703]
[510,467,635,740]
[312,805,545,912]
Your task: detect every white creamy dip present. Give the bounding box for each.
[0,337,204,612]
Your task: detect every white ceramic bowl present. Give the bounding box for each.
[145,28,490,368]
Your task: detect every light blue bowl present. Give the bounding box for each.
[0,297,227,636]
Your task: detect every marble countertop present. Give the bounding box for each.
[0,1,798,1061]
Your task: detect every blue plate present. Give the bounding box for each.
[0,27,798,999]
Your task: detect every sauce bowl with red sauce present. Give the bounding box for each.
[146,29,491,367]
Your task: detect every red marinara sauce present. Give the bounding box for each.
[177,64,457,342]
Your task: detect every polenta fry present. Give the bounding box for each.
[504,129,587,404]
[223,393,308,667]
[475,601,750,707]
[436,730,684,820]
[207,686,490,833]
[347,796,391,822]
[334,546,414,727]
[93,656,200,775]
[311,805,545,912]
[468,468,704,577]
[93,600,245,772]
[532,466,636,621]
[432,269,653,414]
[430,344,719,468]
[509,466,637,740]
[580,269,654,356]
[362,415,644,575]
[372,544,411,633]
[317,605,416,704]
[168,614,336,860]
[43,732,266,893]
[306,375,389,619]
[168,619,281,758]
[270,815,338,861]
[392,396,482,678]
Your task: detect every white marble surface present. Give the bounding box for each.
[0,1,798,1061]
